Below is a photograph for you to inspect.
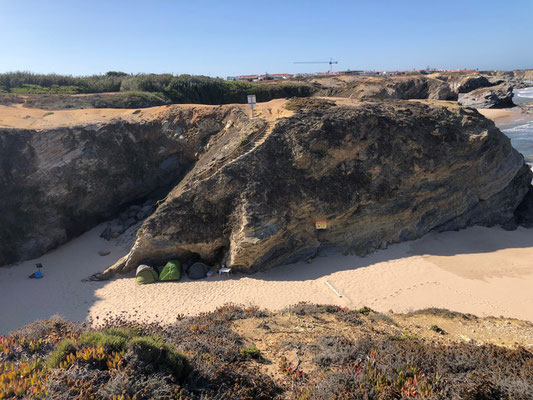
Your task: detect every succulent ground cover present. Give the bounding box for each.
[1,304,532,399]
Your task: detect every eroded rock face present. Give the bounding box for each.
[315,76,458,101]
[447,75,497,94]
[459,83,515,108]
[105,99,532,276]
[0,105,250,265]
[515,186,533,228]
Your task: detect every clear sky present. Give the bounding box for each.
[1,0,532,77]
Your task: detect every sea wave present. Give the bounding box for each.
[502,121,533,163]
[502,121,533,133]
[515,87,533,99]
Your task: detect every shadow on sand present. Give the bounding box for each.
[1,224,531,334]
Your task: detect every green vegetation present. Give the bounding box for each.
[0,71,123,94]
[358,305,374,315]
[240,345,261,359]
[2,305,531,399]
[10,84,82,94]
[22,91,170,110]
[46,338,76,368]
[430,324,447,335]
[0,71,315,109]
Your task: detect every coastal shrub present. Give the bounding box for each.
[430,324,447,335]
[291,334,533,399]
[335,309,363,325]
[119,73,173,92]
[127,336,191,380]
[283,302,345,315]
[407,307,475,320]
[23,91,169,110]
[11,83,82,94]
[0,93,24,105]
[78,330,129,352]
[369,312,396,325]
[47,338,76,368]
[358,306,374,315]
[95,370,182,399]
[240,344,261,359]
[3,306,532,399]
[312,336,361,367]
[0,71,315,107]
[0,71,123,93]
[13,315,70,341]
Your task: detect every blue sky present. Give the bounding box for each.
[1,0,532,77]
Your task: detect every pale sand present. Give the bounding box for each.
[1,223,532,334]
[478,108,533,126]
[0,98,290,130]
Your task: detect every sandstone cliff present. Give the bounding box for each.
[104,98,532,276]
[0,105,252,265]
[441,74,497,93]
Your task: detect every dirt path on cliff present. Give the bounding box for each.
[1,224,532,334]
[0,98,292,130]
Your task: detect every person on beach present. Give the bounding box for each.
[28,263,43,279]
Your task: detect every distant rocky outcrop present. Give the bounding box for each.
[481,69,533,89]
[0,105,251,265]
[447,75,497,94]
[314,75,458,101]
[459,83,515,108]
[312,73,529,107]
[104,99,532,277]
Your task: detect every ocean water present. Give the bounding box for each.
[514,85,533,104]
[499,84,533,166]
[501,120,533,166]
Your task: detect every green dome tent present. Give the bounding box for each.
[136,264,158,285]
[159,260,182,281]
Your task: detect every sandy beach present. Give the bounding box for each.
[478,107,533,126]
[1,221,532,335]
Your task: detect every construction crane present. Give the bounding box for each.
[294,58,339,73]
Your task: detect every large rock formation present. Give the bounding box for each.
[459,83,515,108]
[0,105,252,265]
[314,75,458,101]
[481,69,533,89]
[104,98,532,277]
[314,73,524,105]
[445,74,497,94]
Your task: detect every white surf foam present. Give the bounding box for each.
[502,121,533,163]
[515,87,533,99]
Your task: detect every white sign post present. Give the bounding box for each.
[247,95,257,118]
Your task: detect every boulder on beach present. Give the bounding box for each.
[459,83,515,109]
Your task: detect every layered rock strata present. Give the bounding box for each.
[0,105,251,264]
[104,99,532,276]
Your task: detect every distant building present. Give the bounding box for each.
[226,67,477,82]
[338,70,364,75]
